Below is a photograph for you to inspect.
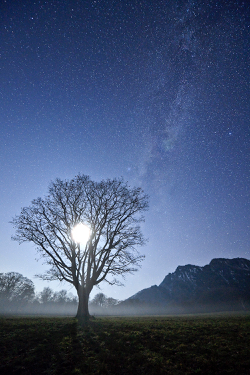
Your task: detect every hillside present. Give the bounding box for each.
[118,258,250,314]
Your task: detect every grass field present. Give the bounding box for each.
[1,313,250,374]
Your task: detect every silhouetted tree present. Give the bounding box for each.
[53,289,69,304]
[0,272,35,313]
[90,293,119,312]
[35,287,78,314]
[11,174,148,321]
[39,287,54,304]
[105,296,119,307]
[91,292,106,307]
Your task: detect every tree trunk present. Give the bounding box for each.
[76,286,90,323]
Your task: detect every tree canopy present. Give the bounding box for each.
[0,272,35,313]
[11,174,149,320]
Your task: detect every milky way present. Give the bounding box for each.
[0,0,249,300]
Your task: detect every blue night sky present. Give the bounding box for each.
[1,0,249,301]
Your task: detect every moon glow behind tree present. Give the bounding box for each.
[71,223,91,245]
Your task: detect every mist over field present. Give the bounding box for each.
[1,296,249,318]
[2,256,250,318]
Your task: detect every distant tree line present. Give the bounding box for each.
[0,272,119,315]
[89,292,120,311]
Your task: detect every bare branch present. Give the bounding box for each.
[11,174,149,319]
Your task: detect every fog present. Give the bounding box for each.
[1,272,248,317]
[2,301,247,318]
[0,297,78,316]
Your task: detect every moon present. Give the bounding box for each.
[71,223,91,244]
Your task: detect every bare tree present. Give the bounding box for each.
[90,293,119,311]
[11,174,148,321]
[105,296,120,307]
[0,272,35,313]
[91,292,107,307]
[39,287,55,304]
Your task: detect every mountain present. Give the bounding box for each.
[118,258,250,314]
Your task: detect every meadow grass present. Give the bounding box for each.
[1,313,250,374]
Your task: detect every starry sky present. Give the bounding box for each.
[1,0,249,301]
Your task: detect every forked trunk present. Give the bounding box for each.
[76,287,90,323]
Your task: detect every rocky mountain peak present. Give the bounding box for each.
[122,258,250,313]
[209,257,250,271]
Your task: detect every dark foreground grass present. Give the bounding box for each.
[1,313,250,374]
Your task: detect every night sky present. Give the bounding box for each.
[1,0,249,301]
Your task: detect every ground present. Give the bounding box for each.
[1,313,250,374]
